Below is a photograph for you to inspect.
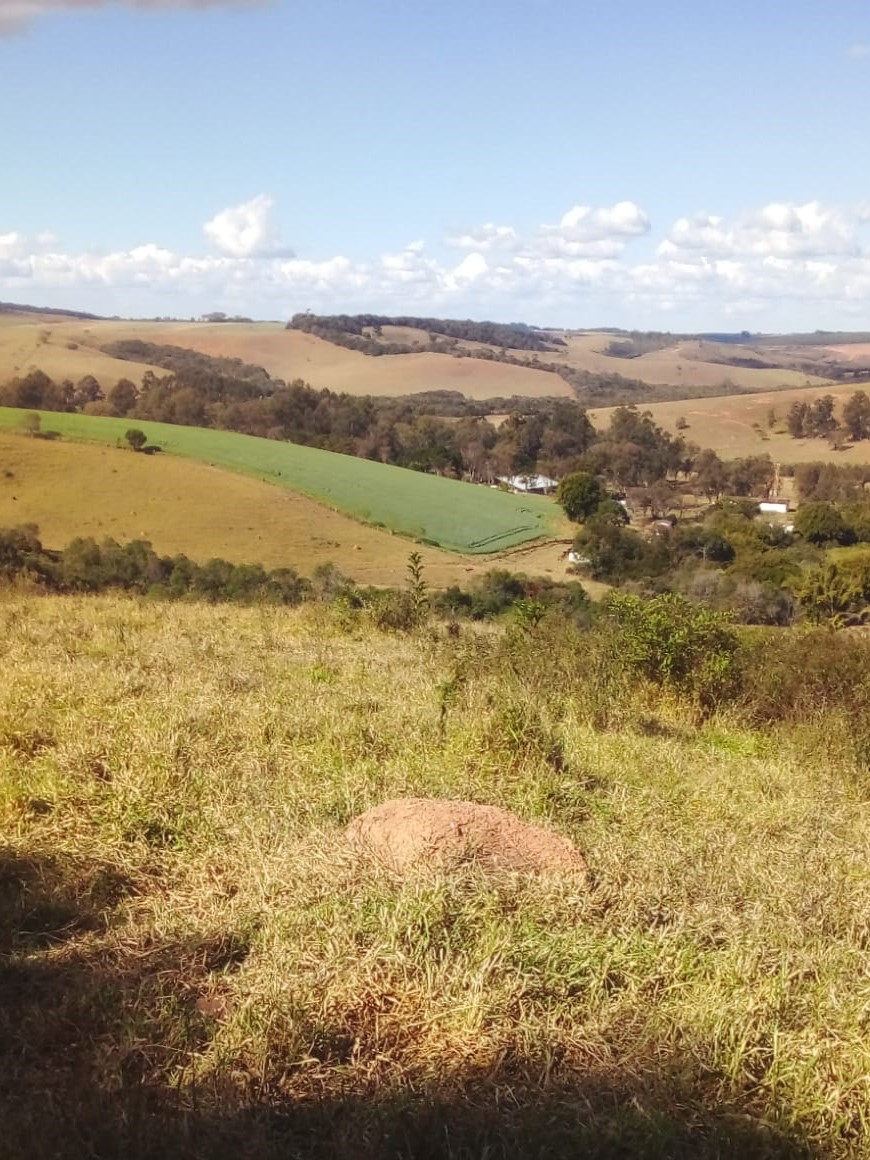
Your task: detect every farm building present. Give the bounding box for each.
[497,474,558,495]
[759,500,790,515]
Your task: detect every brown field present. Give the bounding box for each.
[0,319,571,400]
[0,432,589,589]
[825,343,870,361]
[591,381,870,464]
[0,320,167,387]
[0,316,841,404]
[539,333,830,391]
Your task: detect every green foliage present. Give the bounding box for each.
[124,428,148,452]
[556,471,605,522]
[604,591,739,709]
[0,408,560,553]
[794,501,856,546]
[794,461,870,502]
[405,551,429,625]
[842,390,870,441]
[794,556,870,626]
[574,519,670,582]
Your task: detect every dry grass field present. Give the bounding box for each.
[0,319,570,400]
[0,315,842,402]
[591,383,870,464]
[539,333,830,391]
[0,318,167,387]
[3,596,870,1157]
[0,432,583,588]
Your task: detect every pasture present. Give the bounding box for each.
[0,315,842,402]
[0,319,570,400]
[3,595,870,1157]
[0,409,564,556]
[538,332,831,391]
[590,383,870,464]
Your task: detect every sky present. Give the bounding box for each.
[2,0,870,331]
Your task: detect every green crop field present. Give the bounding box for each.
[0,408,561,553]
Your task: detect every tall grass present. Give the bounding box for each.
[3,593,870,1157]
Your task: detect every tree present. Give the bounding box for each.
[125,428,148,452]
[693,448,728,499]
[843,391,870,442]
[73,375,103,409]
[787,401,808,438]
[556,471,605,522]
[108,378,138,417]
[795,556,870,626]
[806,395,837,438]
[793,501,855,546]
[23,412,41,437]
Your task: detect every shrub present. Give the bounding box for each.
[125,428,148,452]
[604,591,739,712]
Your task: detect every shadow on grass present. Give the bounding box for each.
[0,846,825,1160]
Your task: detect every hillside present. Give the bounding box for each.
[0,431,579,587]
[0,409,565,555]
[3,594,870,1157]
[4,313,867,407]
[590,382,870,465]
[0,319,571,401]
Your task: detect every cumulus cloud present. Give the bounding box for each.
[660,201,867,260]
[446,224,519,251]
[6,195,870,328]
[533,200,650,258]
[203,195,290,259]
[0,0,262,35]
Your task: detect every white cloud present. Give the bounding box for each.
[0,0,263,35]
[661,201,865,260]
[556,200,650,238]
[443,252,489,291]
[847,42,869,58]
[203,194,290,259]
[446,223,519,251]
[534,199,650,258]
[6,195,870,329]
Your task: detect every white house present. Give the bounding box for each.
[497,474,558,495]
[759,501,789,515]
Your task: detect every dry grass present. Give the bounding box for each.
[0,318,836,402]
[0,320,166,386]
[0,320,569,400]
[591,385,870,464]
[0,431,581,588]
[2,594,870,1157]
[539,334,830,392]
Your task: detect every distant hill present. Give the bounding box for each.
[0,300,102,321]
[6,310,870,409]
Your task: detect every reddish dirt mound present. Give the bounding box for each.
[346,798,588,877]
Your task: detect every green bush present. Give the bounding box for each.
[604,591,739,712]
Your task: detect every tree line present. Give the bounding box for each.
[785,391,870,442]
[0,360,704,484]
[287,313,563,352]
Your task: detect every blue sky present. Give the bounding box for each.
[2,0,870,329]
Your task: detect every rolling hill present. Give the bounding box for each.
[0,408,567,561]
[2,309,861,407]
[590,382,870,465]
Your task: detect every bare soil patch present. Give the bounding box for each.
[346,798,588,877]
